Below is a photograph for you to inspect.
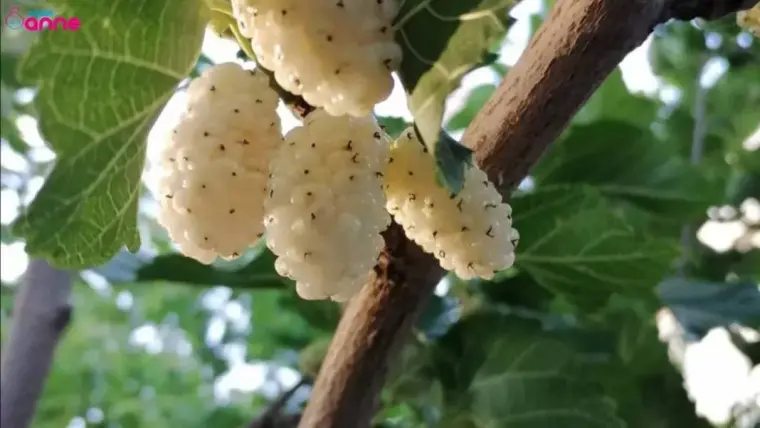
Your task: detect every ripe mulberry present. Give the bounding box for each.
[232,0,402,117]
[153,63,282,264]
[737,4,760,37]
[383,129,519,280]
[265,110,391,301]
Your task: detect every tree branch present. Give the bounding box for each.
[678,58,711,275]
[465,0,662,191]
[247,378,309,428]
[298,223,442,428]
[298,1,751,427]
[1,259,72,428]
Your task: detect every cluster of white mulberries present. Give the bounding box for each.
[153,63,282,264]
[150,57,520,298]
[231,0,402,117]
[383,129,519,280]
[737,4,760,37]
[264,110,391,301]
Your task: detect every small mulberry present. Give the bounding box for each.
[232,0,402,117]
[383,129,519,280]
[736,3,760,37]
[153,63,282,264]
[265,110,391,301]
[737,4,760,38]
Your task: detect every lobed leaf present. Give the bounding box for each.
[12,0,206,267]
[431,312,626,427]
[533,120,720,220]
[512,186,678,311]
[135,247,286,290]
[471,335,625,428]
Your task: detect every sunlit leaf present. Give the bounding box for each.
[12,0,206,267]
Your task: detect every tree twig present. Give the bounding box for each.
[678,58,711,275]
[247,377,310,428]
[298,1,753,427]
[0,259,73,428]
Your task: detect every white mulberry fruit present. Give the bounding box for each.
[153,63,282,264]
[384,129,519,280]
[265,110,391,301]
[737,4,760,38]
[232,0,402,117]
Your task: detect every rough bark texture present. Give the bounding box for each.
[1,259,72,428]
[299,224,442,428]
[297,1,755,427]
[467,0,662,192]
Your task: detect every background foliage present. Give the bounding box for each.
[1,0,758,427]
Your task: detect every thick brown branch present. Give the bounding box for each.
[467,0,662,191]
[298,1,752,427]
[299,223,442,427]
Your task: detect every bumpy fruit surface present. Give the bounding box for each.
[265,110,391,301]
[384,129,519,280]
[154,63,282,264]
[737,4,760,37]
[232,0,401,117]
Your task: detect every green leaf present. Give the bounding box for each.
[246,289,321,358]
[471,329,625,427]
[533,120,720,220]
[574,69,658,127]
[429,311,509,396]
[1,116,28,154]
[658,277,760,332]
[512,186,678,310]
[648,22,706,87]
[1,53,23,88]
[384,341,444,426]
[433,129,474,193]
[12,0,207,268]
[707,65,760,152]
[377,116,412,139]
[446,83,496,132]
[136,246,286,290]
[416,293,460,340]
[395,0,517,193]
[278,292,342,332]
[434,312,625,427]
[478,271,555,311]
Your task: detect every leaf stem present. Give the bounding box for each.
[204,0,233,17]
[226,20,257,64]
[678,58,711,276]
[392,0,428,31]
[224,17,315,118]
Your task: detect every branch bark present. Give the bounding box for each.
[298,1,752,427]
[1,259,73,428]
